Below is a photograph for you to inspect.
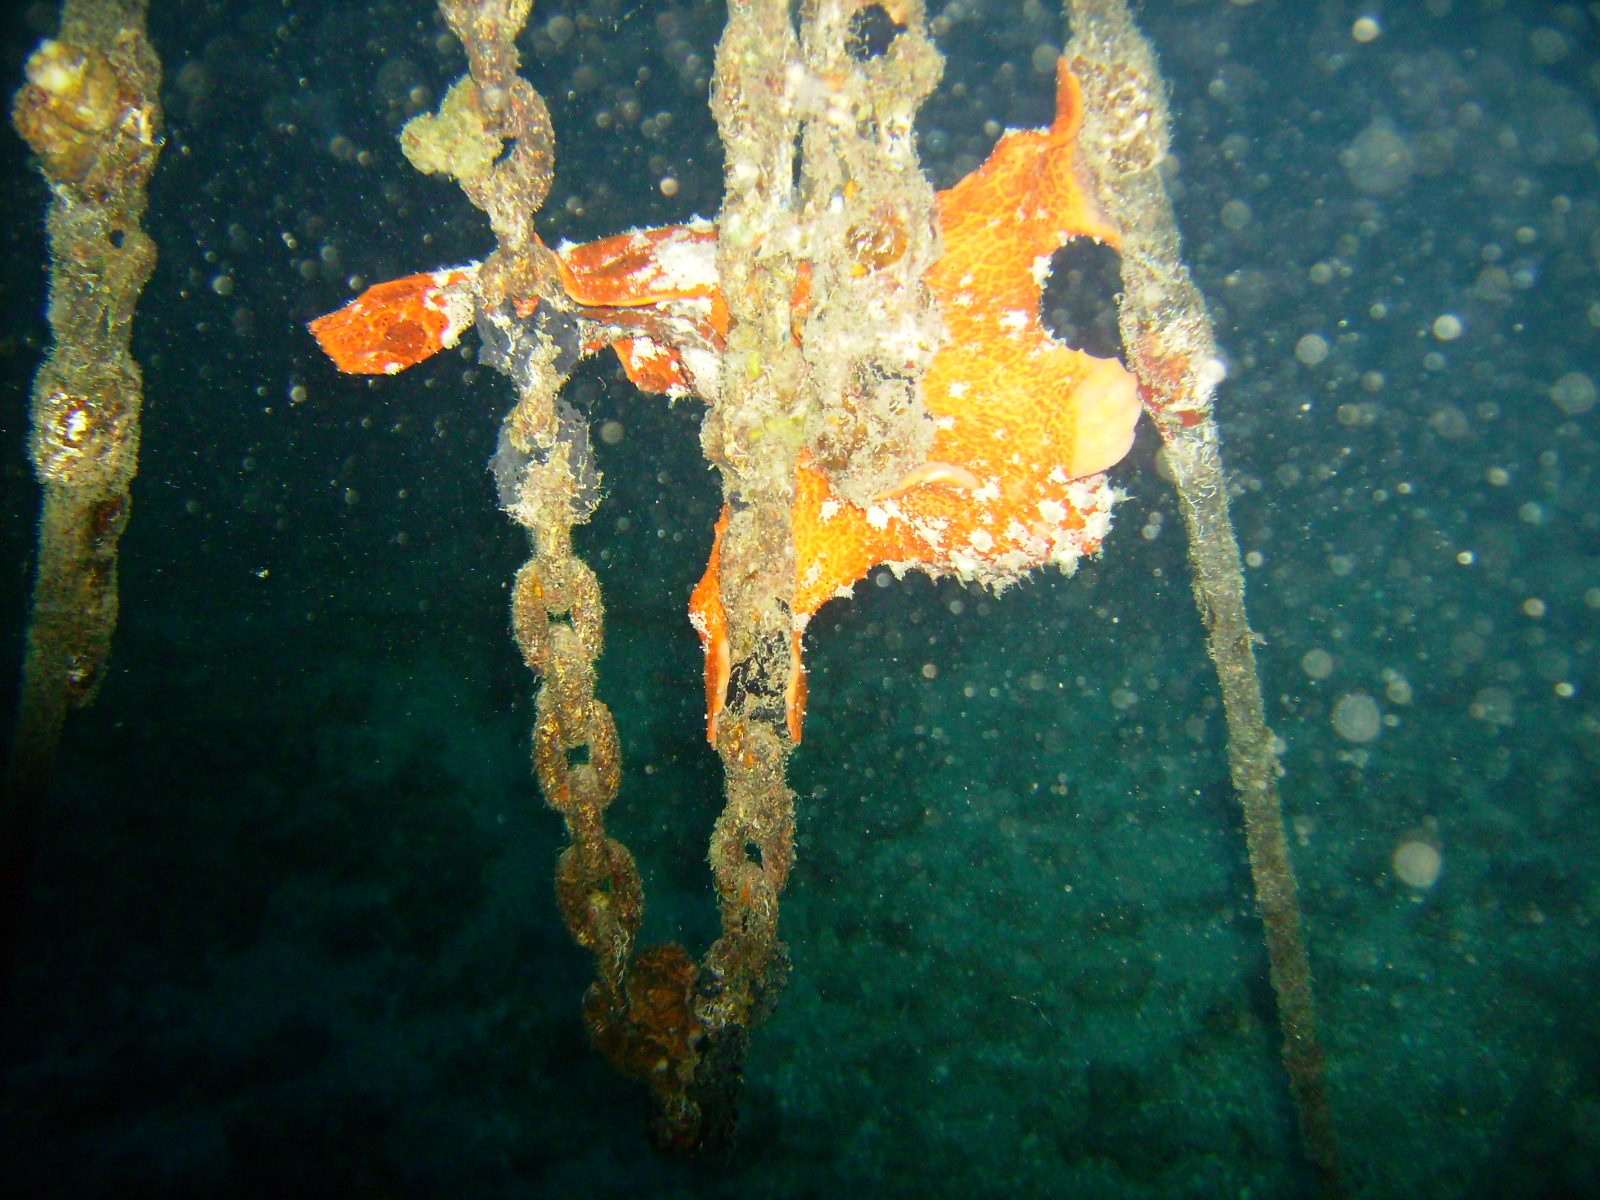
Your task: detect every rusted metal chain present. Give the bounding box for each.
[688,0,810,1145]
[316,0,707,1143]
[689,0,951,1147]
[403,0,713,1148]
[406,0,951,1154]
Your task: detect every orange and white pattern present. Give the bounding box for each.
[311,60,1138,745]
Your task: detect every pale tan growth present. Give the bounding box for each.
[401,77,503,184]
[1066,357,1141,478]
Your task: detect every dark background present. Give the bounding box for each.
[3,1,1598,1196]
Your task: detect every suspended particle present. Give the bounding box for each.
[1295,334,1329,365]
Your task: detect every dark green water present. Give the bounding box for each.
[3,1,1598,1196]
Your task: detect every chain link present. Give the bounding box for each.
[427,0,709,1147]
[434,0,945,1155]
[501,384,704,1143]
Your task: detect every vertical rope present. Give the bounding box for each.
[3,0,162,984]
[1064,2,1344,1191]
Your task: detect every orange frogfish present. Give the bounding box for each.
[310,61,1140,747]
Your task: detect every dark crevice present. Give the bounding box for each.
[847,4,905,60]
[1039,236,1126,364]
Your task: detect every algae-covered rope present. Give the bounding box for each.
[3,0,162,986]
[1064,0,1344,1190]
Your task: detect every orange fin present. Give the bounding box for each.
[613,336,693,395]
[688,505,731,745]
[556,223,718,308]
[309,266,478,375]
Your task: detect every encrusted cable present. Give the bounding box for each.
[4,0,162,985]
[1065,1,1344,1191]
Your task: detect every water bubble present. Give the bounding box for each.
[1343,119,1414,195]
[1551,371,1596,415]
[1529,28,1568,65]
[1392,839,1442,888]
[1431,314,1462,340]
[1468,686,1515,725]
[1428,406,1470,439]
[1332,692,1382,742]
[1296,334,1329,365]
[545,15,574,46]
[1301,649,1334,680]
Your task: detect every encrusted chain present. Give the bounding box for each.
[416,0,708,1149]
[407,0,946,1156]
[508,434,704,1146]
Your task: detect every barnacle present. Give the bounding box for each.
[844,207,908,275]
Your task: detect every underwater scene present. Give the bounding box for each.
[2,0,1598,1196]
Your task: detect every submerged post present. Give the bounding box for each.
[1065,0,1344,1190]
[4,0,162,976]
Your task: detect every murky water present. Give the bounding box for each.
[3,2,1597,1196]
